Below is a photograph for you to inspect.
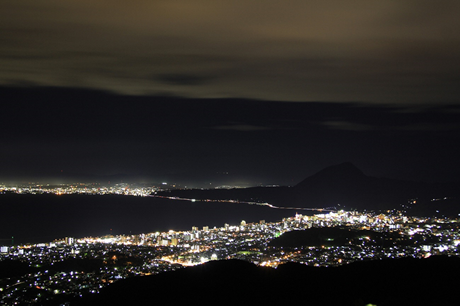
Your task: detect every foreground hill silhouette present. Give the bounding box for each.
[80,256,459,306]
[159,162,460,215]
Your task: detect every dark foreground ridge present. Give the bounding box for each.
[80,256,459,306]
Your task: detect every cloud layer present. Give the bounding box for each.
[1,0,460,103]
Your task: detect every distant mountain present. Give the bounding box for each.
[297,162,366,185]
[158,162,460,215]
[290,162,459,212]
[290,162,415,209]
[80,257,460,306]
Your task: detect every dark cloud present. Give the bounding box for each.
[213,123,272,132]
[323,121,373,131]
[1,1,459,103]
[1,88,459,187]
[156,74,214,86]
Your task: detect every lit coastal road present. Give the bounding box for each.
[150,195,336,213]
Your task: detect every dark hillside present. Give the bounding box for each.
[80,256,460,306]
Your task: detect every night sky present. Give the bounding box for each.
[1,1,460,187]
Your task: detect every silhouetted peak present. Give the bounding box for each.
[296,162,366,187]
[319,162,364,176]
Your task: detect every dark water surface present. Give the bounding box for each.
[0,194,299,245]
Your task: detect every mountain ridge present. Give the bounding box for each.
[80,257,460,306]
[158,162,460,215]
[296,162,366,186]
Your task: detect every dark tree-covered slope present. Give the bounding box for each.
[80,256,460,306]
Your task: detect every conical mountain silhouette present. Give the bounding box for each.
[291,162,413,209]
[295,162,367,187]
[159,162,459,213]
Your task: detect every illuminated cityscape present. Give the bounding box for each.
[0,184,158,197]
[1,199,459,305]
